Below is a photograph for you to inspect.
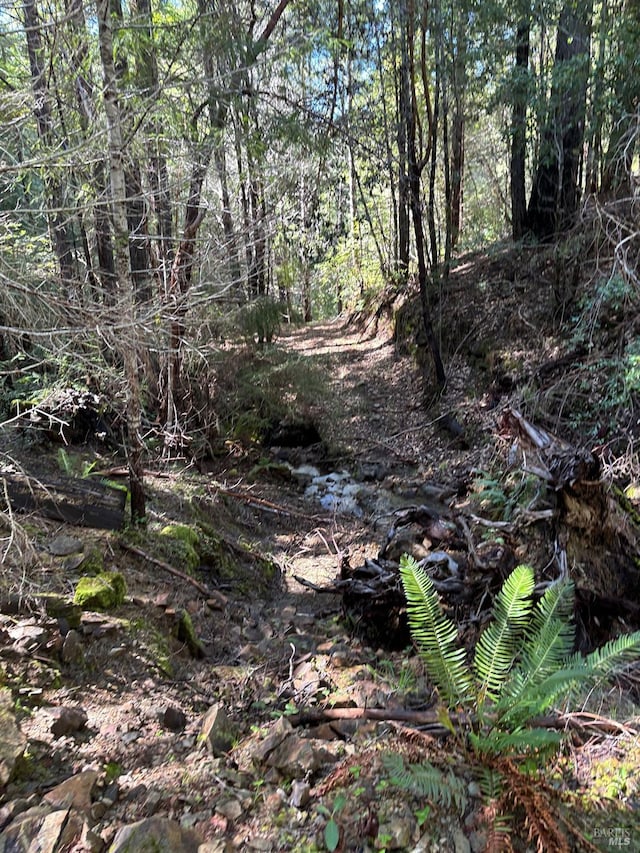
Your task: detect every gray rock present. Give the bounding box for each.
[265,734,333,778]
[289,779,311,809]
[0,805,81,852]
[248,715,293,764]
[453,828,471,853]
[62,629,85,664]
[49,705,88,737]
[47,535,84,556]
[0,687,26,787]
[200,705,236,756]
[108,817,202,852]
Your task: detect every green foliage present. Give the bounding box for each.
[399,557,473,707]
[381,752,467,813]
[399,555,640,755]
[215,346,326,449]
[237,297,284,346]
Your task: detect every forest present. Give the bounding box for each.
[1,0,640,851]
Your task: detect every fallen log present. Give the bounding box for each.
[2,472,126,530]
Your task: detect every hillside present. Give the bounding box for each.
[1,236,640,852]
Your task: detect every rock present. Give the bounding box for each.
[175,610,205,658]
[161,705,187,731]
[265,734,334,778]
[49,704,88,737]
[289,779,311,809]
[73,572,127,610]
[43,769,100,812]
[0,687,26,787]
[37,593,82,628]
[200,705,236,756]
[0,804,82,852]
[62,629,85,664]
[47,535,84,556]
[198,842,232,853]
[80,819,107,852]
[215,798,243,820]
[248,715,293,764]
[108,817,202,852]
[453,828,471,853]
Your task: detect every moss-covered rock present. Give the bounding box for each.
[159,525,200,574]
[174,610,204,659]
[80,547,104,575]
[73,572,127,610]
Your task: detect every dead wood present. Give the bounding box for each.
[2,471,126,530]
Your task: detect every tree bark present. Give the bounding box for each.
[527,1,592,239]
[404,0,446,387]
[96,0,145,523]
[23,0,78,288]
[510,15,530,240]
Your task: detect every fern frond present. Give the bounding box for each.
[497,580,576,718]
[469,726,563,757]
[473,565,535,702]
[400,555,474,707]
[497,664,591,728]
[567,631,640,699]
[382,752,467,813]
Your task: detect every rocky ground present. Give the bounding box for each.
[1,247,640,852]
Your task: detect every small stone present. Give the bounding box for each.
[215,798,243,820]
[249,715,293,764]
[62,629,85,664]
[79,819,106,852]
[162,705,187,732]
[453,828,471,853]
[289,779,311,809]
[200,704,236,756]
[266,734,332,777]
[49,705,88,738]
[121,730,142,745]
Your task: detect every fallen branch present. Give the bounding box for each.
[120,542,227,609]
[210,486,330,521]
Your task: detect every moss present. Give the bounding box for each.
[159,524,200,574]
[175,610,204,658]
[73,571,127,610]
[80,547,104,575]
[128,618,173,676]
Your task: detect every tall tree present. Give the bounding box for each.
[510,3,531,240]
[96,0,146,522]
[528,0,593,238]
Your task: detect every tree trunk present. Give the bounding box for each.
[23,0,78,288]
[403,0,446,387]
[601,0,640,194]
[96,0,145,523]
[510,14,530,240]
[396,19,411,275]
[527,1,592,239]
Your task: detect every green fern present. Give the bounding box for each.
[399,555,473,706]
[382,752,467,813]
[399,555,640,753]
[473,564,534,703]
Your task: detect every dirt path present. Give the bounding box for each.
[281,319,433,471]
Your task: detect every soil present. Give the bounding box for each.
[1,241,640,852]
